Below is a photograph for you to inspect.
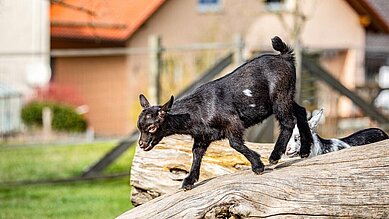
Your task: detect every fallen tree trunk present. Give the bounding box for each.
[120,139,389,218]
[130,135,275,206]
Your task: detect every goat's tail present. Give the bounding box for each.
[271,36,294,61]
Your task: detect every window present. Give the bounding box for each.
[198,0,222,13]
[265,0,286,11]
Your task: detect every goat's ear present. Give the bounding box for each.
[160,95,174,115]
[308,108,324,130]
[139,94,150,109]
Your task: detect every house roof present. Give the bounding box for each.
[51,0,166,42]
[346,0,389,33]
[51,0,388,43]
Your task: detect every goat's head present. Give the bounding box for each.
[137,94,174,151]
[285,108,324,157]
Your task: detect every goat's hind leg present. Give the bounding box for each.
[228,137,264,174]
[182,139,209,190]
[293,101,313,158]
[269,104,295,164]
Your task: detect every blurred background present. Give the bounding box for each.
[0,0,388,218]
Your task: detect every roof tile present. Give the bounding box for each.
[51,0,166,41]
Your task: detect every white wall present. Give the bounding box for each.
[0,0,50,133]
[0,0,50,96]
[245,0,365,50]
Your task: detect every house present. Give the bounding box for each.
[0,0,50,135]
[50,0,389,136]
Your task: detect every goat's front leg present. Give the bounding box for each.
[182,139,209,190]
[293,102,313,158]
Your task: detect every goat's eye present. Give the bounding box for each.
[148,125,158,133]
[294,135,300,142]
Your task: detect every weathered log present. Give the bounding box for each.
[130,135,276,206]
[121,139,389,218]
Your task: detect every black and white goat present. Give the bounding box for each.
[137,36,313,190]
[286,108,389,157]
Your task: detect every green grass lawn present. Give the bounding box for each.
[0,141,136,219]
[0,141,135,182]
[0,178,133,219]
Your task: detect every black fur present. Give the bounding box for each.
[315,128,388,155]
[137,36,313,190]
[340,128,389,146]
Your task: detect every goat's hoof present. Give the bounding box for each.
[300,153,309,158]
[269,152,281,165]
[181,177,196,191]
[269,158,279,165]
[181,184,194,191]
[299,143,312,158]
[253,167,264,175]
[252,164,265,174]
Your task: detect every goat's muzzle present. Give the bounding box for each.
[139,140,155,151]
[285,149,299,157]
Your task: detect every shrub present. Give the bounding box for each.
[21,102,46,127]
[21,101,87,132]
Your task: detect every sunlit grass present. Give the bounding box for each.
[0,141,136,218]
[0,141,136,182]
[0,178,133,219]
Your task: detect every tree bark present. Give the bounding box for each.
[121,138,389,218]
[130,135,275,206]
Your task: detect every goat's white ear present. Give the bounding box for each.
[308,108,324,130]
[139,94,150,109]
[160,95,174,113]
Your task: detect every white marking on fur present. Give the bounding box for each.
[249,104,256,107]
[329,139,350,151]
[285,125,301,157]
[243,89,252,97]
[286,108,355,158]
[310,133,323,157]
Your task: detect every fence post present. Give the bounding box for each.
[42,106,52,141]
[149,35,162,104]
[234,34,245,65]
[295,39,302,102]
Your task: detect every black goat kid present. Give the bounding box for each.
[137,36,313,190]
